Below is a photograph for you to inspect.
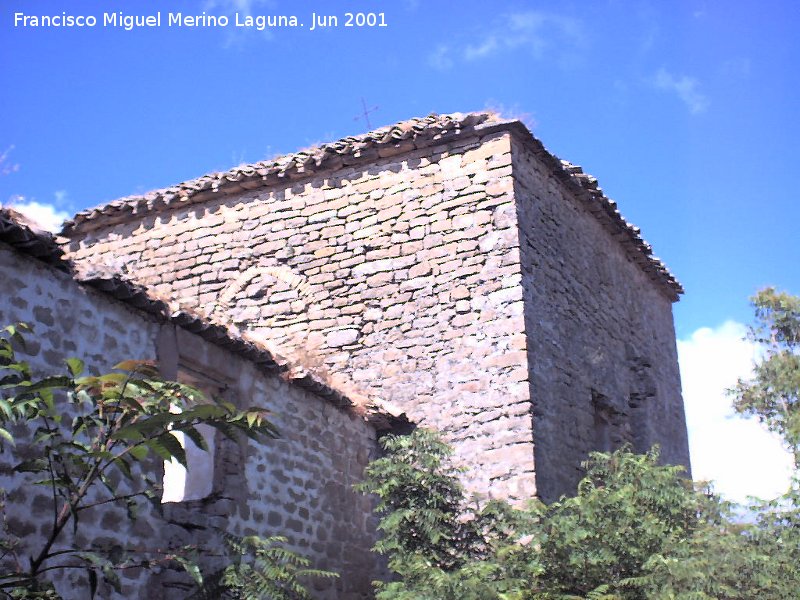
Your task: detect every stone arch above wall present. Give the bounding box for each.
[214,263,319,328]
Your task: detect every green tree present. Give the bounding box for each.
[535,449,709,599]
[355,429,536,600]
[0,323,333,599]
[359,429,800,599]
[731,287,800,467]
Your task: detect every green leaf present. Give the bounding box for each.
[5,323,30,352]
[183,404,227,420]
[113,360,160,379]
[14,458,47,473]
[97,372,128,386]
[0,397,13,419]
[0,427,14,446]
[111,424,146,442]
[144,437,172,461]
[114,456,134,480]
[125,497,139,521]
[65,357,85,378]
[181,426,209,451]
[77,550,108,567]
[157,432,187,468]
[174,555,204,585]
[22,375,72,394]
[103,565,122,593]
[88,568,97,599]
[128,444,149,461]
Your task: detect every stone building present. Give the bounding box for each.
[0,209,403,598]
[1,111,691,598]
[63,112,690,502]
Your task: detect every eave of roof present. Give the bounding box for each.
[62,111,682,300]
[494,120,684,300]
[64,112,492,235]
[0,209,407,431]
[0,207,68,269]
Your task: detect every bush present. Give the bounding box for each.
[360,429,800,599]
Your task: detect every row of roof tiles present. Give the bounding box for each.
[62,111,682,300]
[0,208,407,432]
[63,113,489,233]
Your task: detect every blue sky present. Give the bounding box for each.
[2,0,798,500]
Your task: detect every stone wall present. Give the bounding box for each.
[510,133,690,502]
[67,130,539,501]
[0,239,382,599]
[64,115,691,505]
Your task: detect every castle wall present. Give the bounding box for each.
[67,130,539,501]
[0,240,381,599]
[510,135,691,502]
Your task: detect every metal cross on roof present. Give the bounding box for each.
[354,97,379,130]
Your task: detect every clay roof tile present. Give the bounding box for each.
[62,111,682,299]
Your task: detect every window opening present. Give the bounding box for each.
[161,365,225,503]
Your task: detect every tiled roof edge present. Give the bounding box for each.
[490,120,684,301]
[0,207,69,270]
[1,209,406,430]
[63,112,495,235]
[61,112,682,300]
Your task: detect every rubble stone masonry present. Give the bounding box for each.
[510,134,689,501]
[0,239,382,599]
[65,115,691,504]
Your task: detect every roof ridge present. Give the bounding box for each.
[0,206,68,268]
[60,110,681,299]
[483,123,683,299]
[63,111,500,234]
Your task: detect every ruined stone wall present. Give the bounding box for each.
[158,325,382,599]
[0,241,382,599]
[509,134,691,503]
[67,130,538,501]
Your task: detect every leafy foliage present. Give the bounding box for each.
[0,323,283,597]
[730,287,800,466]
[357,429,536,599]
[535,449,707,598]
[188,533,338,600]
[360,428,800,599]
[639,494,800,599]
[356,429,476,569]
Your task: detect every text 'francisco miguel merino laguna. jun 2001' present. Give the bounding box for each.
[12,10,389,31]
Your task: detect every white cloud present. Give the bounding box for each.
[430,11,583,68]
[502,11,583,59]
[7,198,69,233]
[653,67,710,114]
[0,146,19,176]
[464,37,500,61]
[428,44,454,70]
[514,12,581,64]
[53,189,69,205]
[678,321,794,503]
